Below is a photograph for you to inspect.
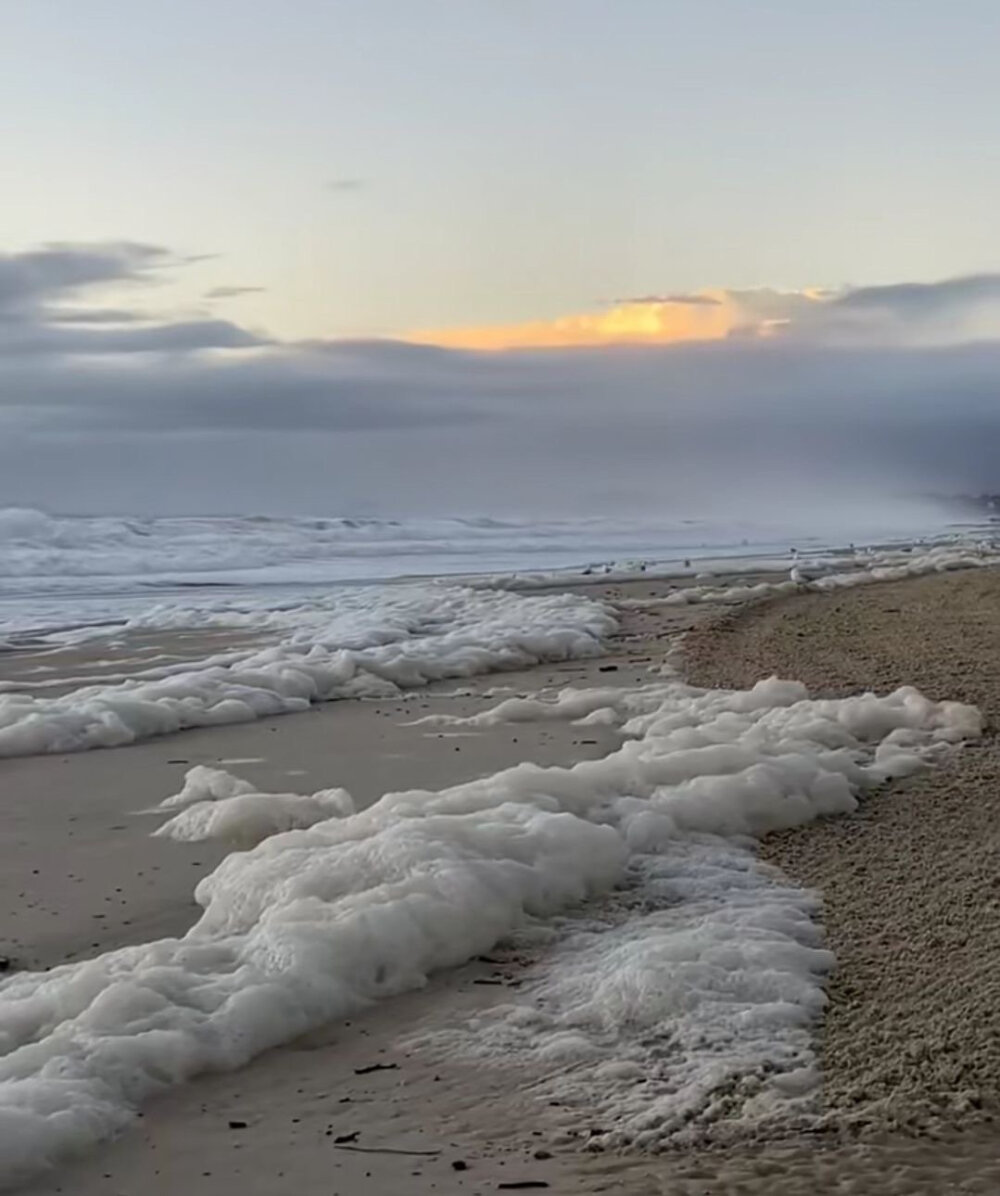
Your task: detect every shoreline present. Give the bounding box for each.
[2,519,987,652]
[2,537,993,763]
[5,567,1000,1192]
[684,569,1000,1131]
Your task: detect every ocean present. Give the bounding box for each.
[0,504,974,640]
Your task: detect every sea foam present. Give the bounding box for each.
[0,670,979,1181]
[0,586,615,756]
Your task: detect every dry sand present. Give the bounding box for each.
[8,571,1000,1192]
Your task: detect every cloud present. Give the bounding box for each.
[0,241,267,356]
[612,292,723,307]
[3,239,1000,518]
[834,274,1000,316]
[204,285,266,300]
[0,242,175,316]
[407,276,1000,351]
[0,318,267,356]
[769,273,1000,348]
[404,288,823,350]
[326,178,365,192]
[49,308,142,325]
[4,322,1000,516]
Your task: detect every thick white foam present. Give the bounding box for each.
[0,671,979,1181]
[0,587,615,756]
[154,767,355,848]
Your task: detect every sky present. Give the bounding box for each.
[2,1,1000,517]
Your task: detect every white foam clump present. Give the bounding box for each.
[158,764,256,809]
[154,766,354,848]
[0,673,980,1181]
[0,586,614,757]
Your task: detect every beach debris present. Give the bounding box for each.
[451,1159,469,1171]
[497,1182,550,1190]
[227,1120,247,1130]
[333,1131,359,1144]
[353,1062,399,1075]
[532,1150,552,1160]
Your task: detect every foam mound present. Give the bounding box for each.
[0,670,979,1182]
[154,769,354,848]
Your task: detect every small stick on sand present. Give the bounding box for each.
[353,1061,399,1075]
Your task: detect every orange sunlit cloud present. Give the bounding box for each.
[403,288,828,351]
[397,289,803,349]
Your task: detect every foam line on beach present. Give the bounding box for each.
[0,588,615,757]
[471,542,1000,594]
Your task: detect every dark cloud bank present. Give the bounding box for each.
[2,241,999,519]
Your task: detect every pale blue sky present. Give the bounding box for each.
[2,0,999,340]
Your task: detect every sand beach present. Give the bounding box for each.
[3,565,1000,1193]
